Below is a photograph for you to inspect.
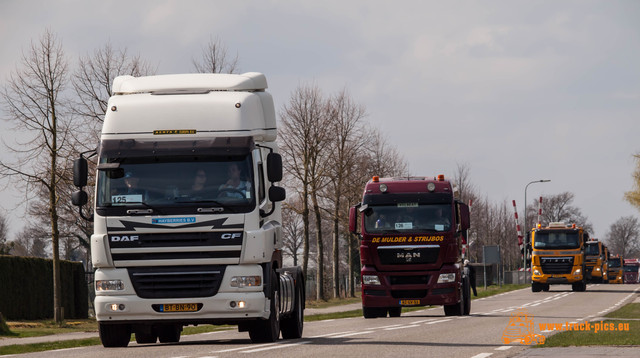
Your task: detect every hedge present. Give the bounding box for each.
[0,256,88,320]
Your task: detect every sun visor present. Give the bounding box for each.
[99,136,255,158]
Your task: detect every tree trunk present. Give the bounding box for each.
[312,192,324,301]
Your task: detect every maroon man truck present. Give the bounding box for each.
[349,175,472,318]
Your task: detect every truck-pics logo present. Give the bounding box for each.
[501,309,546,345]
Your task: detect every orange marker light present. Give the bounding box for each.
[372,176,379,182]
[437,174,445,181]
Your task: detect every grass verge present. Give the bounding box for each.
[539,303,640,347]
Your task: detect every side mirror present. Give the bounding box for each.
[349,206,358,234]
[268,186,286,202]
[266,153,283,182]
[72,190,88,207]
[458,202,470,231]
[73,158,88,187]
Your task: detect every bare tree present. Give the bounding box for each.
[282,201,304,266]
[192,36,239,74]
[279,83,332,300]
[325,89,367,298]
[365,128,409,177]
[527,192,593,234]
[74,42,156,128]
[605,216,640,258]
[625,153,640,211]
[11,224,49,258]
[0,29,70,323]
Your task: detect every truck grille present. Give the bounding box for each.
[378,245,439,265]
[540,256,574,274]
[127,265,225,299]
[391,290,428,299]
[109,232,243,266]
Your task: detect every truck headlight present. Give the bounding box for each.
[574,268,581,276]
[96,280,124,291]
[363,275,381,285]
[230,276,262,288]
[595,267,601,272]
[437,273,456,283]
[533,269,541,276]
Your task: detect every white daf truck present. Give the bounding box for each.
[72,72,304,347]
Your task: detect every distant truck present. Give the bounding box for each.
[530,222,588,292]
[584,239,609,283]
[623,259,640,284]
[607,255,624,284]
[349,175,472,318]
[72,73,305,347]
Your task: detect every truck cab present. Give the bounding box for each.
[72,73,304,347]
[607,255,624,284]
[530,222,587,292]
[585,239,609,283]
[349,175,471,317]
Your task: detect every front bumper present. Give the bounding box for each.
[94,264,269,324]
[360,266,460,308]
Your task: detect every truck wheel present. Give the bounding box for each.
[388,307,402,317]
[542,284,550,292]
[444,282,464,316]
[531,282,542,292]
[363,307,386,318]
[99,322,131,348]
[157,324,181,343]
[280,271,304,339]
[463,271,471,315]
[249,270,280,342]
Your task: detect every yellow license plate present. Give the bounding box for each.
[162,303,198,312]
[400,299,420,306]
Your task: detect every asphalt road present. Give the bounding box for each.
[10,284,640,358]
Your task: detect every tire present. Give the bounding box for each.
[444,282,464,316]
[99,323,131,348]
[157,324,181,343]
[463,273,471,315]
[542,284,550,292]
[531,282,542,292]
[363,306,386,319]
[280,272,304,339]
[249,270,280,342]
[134,329,157,344]
[388,307,402,317]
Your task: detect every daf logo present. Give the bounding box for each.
[110,235,139,242]
[221,233,242,240]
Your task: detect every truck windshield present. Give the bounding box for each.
[584,244,600,256]
[363,203,452,234]
[533,231,580,249]
[608,259,621,268]
[96,154,254,211]
[624,265,639,272]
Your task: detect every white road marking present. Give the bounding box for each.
[470,353,493,358]
[425,319,452,324]
[495,346,513,350]
[241,341,310,353]
[211,343,276,353]
[384,324,420,331]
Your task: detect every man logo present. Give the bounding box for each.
[110,235,139,242]
[221,233,242,240]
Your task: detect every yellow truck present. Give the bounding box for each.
[584,239,609,283]
[530,222,587,292]
[607,255,624,284]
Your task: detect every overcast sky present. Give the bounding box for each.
[1,1,639,240]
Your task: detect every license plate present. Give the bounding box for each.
[399,299,420,306]
[161,303,199,312]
